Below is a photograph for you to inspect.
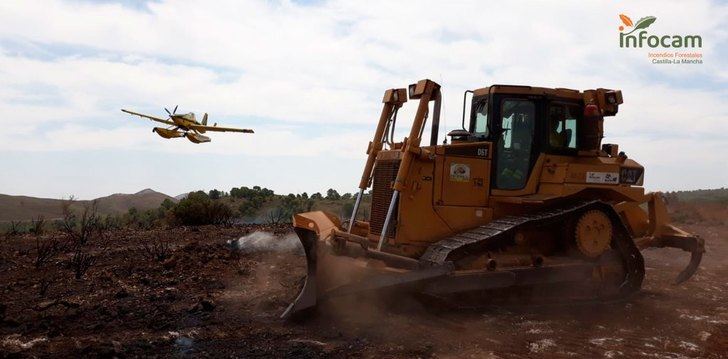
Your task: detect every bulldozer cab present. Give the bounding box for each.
[454,86,612,191]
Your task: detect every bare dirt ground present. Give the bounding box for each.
[1,203,726,358]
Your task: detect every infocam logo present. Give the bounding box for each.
[618,14,702,48]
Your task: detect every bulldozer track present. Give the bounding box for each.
[420,200,645,297]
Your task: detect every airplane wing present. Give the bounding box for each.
[189,124,254,133]
[121,109,175,126]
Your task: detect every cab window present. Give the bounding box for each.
[548,103,579,150]
[472,99,489,137]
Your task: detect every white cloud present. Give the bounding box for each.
[0,0,726,197]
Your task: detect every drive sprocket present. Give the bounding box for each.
[575,209,613,258]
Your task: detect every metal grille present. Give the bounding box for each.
[370,159,400,238]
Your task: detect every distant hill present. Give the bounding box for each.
[0,189,176,222]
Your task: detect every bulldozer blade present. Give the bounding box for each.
[281,225,453,319]
[281,228,318,320]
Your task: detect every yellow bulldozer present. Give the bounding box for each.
[283,79,705,319]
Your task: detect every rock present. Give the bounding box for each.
[33,299,80,311]
[698,331,712,341]
[37,300,57,310]
[289,338,330,348]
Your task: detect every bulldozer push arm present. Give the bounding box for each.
[283,79,705,320]
[378,80,441,250]
[347,88,408,233]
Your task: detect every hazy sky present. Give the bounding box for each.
[0,0,726,199]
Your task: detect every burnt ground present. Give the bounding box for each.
[1,205,726,358]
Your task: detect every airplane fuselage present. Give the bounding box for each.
[170,113,202,132]
[154,113,211,143]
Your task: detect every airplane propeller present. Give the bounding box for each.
[164,105,179,116]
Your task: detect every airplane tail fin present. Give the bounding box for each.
[202,113,208,126]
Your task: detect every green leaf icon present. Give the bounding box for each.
[625,16,656,34]
[634,16,656,29]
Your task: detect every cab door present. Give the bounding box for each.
[492,97,539,190]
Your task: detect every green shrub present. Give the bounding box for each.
[160,198,175,210]
[326,188,341,200]
[238,200,259,217]
[6,221,28,236]
[30,216,46,235]
[172,191,233,225]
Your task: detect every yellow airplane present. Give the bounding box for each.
[121,106,254,143]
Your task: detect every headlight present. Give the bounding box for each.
[606,92,617,104]
[620,167,644,185]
